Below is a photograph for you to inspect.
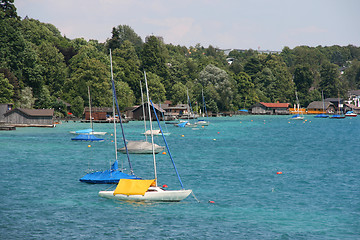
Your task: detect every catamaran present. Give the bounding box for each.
[99,71,192,202]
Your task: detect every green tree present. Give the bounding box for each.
[114,81,135,111]
[170,82,187,104]
[293,64,313,94]
[144,72,166,102]
[37,42,67,95]
[18,87,36,108]
[112,41,142,100]
[0,0,19,19]
[35,85,52,108]
[343,60,360,89]
[106,25,143,53]
[198,64,234,111]
[21,42,44,96]
[71,96,84,117]
[141,36,170,93]
[0,73,14,103]
[65,57,111,107]
[319,62,341,98]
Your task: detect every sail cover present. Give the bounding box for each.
[176,121,188,127]
[71,134,104,142]
[118,140,165,154]
[74,129,93,134]
[79,170,140,184]
[113,179,155,196]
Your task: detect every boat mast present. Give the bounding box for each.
[322,91,325,114]
[110,49,134,174]
[295,91,300,115]
[187,88,192,122]
[202,88,209,119]
[144,71,157,186]
[110,55,119,170]
[139,79,147,142]
[88,86,93,131]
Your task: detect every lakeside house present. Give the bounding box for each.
[131,103,166,121]
[3,108,54,127]
[306,101,335,114]
[346,90,360,108]
[161,101,190,120]
[250,102,290,115]
[83,107,112,121]
[0,103,13,122]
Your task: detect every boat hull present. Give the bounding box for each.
[99,189,192,202]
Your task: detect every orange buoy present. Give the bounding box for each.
[181,134,184,137]
[88,145,91,148]
[162,184,168,188]
[162,151,166,155]
[217,132,220,134]
[277,172,283,174]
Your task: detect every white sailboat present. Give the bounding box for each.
[70,86,107,135]
[196,88,210,126]
[290,91,304,120]
[99,71,192,202]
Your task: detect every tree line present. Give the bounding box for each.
[1,0,360,117]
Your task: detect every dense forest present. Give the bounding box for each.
[1,0,360,117]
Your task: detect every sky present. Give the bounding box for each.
[15,0,360,51]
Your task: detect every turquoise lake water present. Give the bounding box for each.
[1,115,359,239]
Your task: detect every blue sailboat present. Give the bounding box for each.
[79,50,139,183]
[70,86,107,136]
[71,134,104,142]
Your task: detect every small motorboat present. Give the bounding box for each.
[345,111,357,117]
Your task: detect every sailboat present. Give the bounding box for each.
[196,88,210,126]
[79,50,139,183]
[291,91,304,120]
[99,71,192,202]
[118,78,165,154]
[176,89,197,128]
[315,91,329,118]
[70,86,107,136]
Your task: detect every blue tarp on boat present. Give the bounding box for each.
[176,121,188,127]
[73,129,93,134]
[330,114,345,119]
[79,161,140,183]
[71,134,104,142]
[79,170,140,183]
[314,113,329,118]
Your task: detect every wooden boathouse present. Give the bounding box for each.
[3,108,54,127]
[251,102,290,115]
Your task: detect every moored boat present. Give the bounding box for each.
[345,111,357,117]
